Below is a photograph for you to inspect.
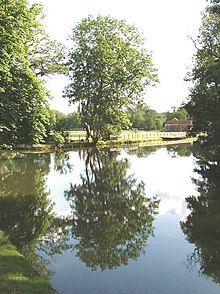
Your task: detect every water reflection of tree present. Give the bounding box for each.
[181,143,220,283]
[167,143,192,158]
[0,153,71,278]
[127,146,159,158]
[53,151,73,174]
[65,148,159,271]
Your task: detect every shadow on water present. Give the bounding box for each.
[0,148,159,276]
[0,152,72,278]
[181,141,220,283]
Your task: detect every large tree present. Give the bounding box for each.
[184,0,220,146]
[65,15,158,143]
[0,0,65,147]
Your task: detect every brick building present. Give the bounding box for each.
[164,118,193,132]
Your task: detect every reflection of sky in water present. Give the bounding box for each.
[47,147,198,219]
[122,148,198,218]
[46,152,85,217]
[44,147,220,294]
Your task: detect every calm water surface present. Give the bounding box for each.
[1,144,220,294]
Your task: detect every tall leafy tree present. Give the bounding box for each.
[65,15,158,143]
[184,0,220,146]
[0,0,65,147]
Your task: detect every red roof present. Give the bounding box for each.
[166,118,192,125]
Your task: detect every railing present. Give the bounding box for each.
[67,131,188,141]
[118,132,187,140]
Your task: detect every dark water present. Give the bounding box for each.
[1,144,220,294]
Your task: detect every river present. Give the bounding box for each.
[1,143,220,293]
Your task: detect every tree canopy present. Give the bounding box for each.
[184,0,220,145]
[0,0,65,147]
[65,15,158,143]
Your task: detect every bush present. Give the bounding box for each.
[49,131,65,148]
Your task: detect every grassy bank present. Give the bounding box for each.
[11,131,164,151]
[0,130,198,153]
[0,231,58,294]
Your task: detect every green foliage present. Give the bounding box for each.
[65,15,158,142]
[184,1,220,145]
[49,131,65,148]
[49,110,67,132]
[0,0,66,148]
[29,34,66,77]
[0,0,49,146]
[128,103,164,130]
[165,107,190,121]
[66,112,82,129]
[49,110,82,132]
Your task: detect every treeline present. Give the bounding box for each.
[49,110,82,132]
[50,105,190,133]
[0,0,217,148]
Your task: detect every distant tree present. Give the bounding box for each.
[165,107,190,121]
[128,103,164,130]
[49,110,68,132]
[66,112,82,130]
[65,15,158,143]
[145,108,164,130]
[184,0,220,145]
[49,110,82,132]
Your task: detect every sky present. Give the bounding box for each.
[28,0,208,114]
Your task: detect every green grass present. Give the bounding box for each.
[0,231,58,294]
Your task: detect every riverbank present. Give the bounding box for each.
[6,136,197,153]
[0,131,199,152]
[0,230,58,294]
